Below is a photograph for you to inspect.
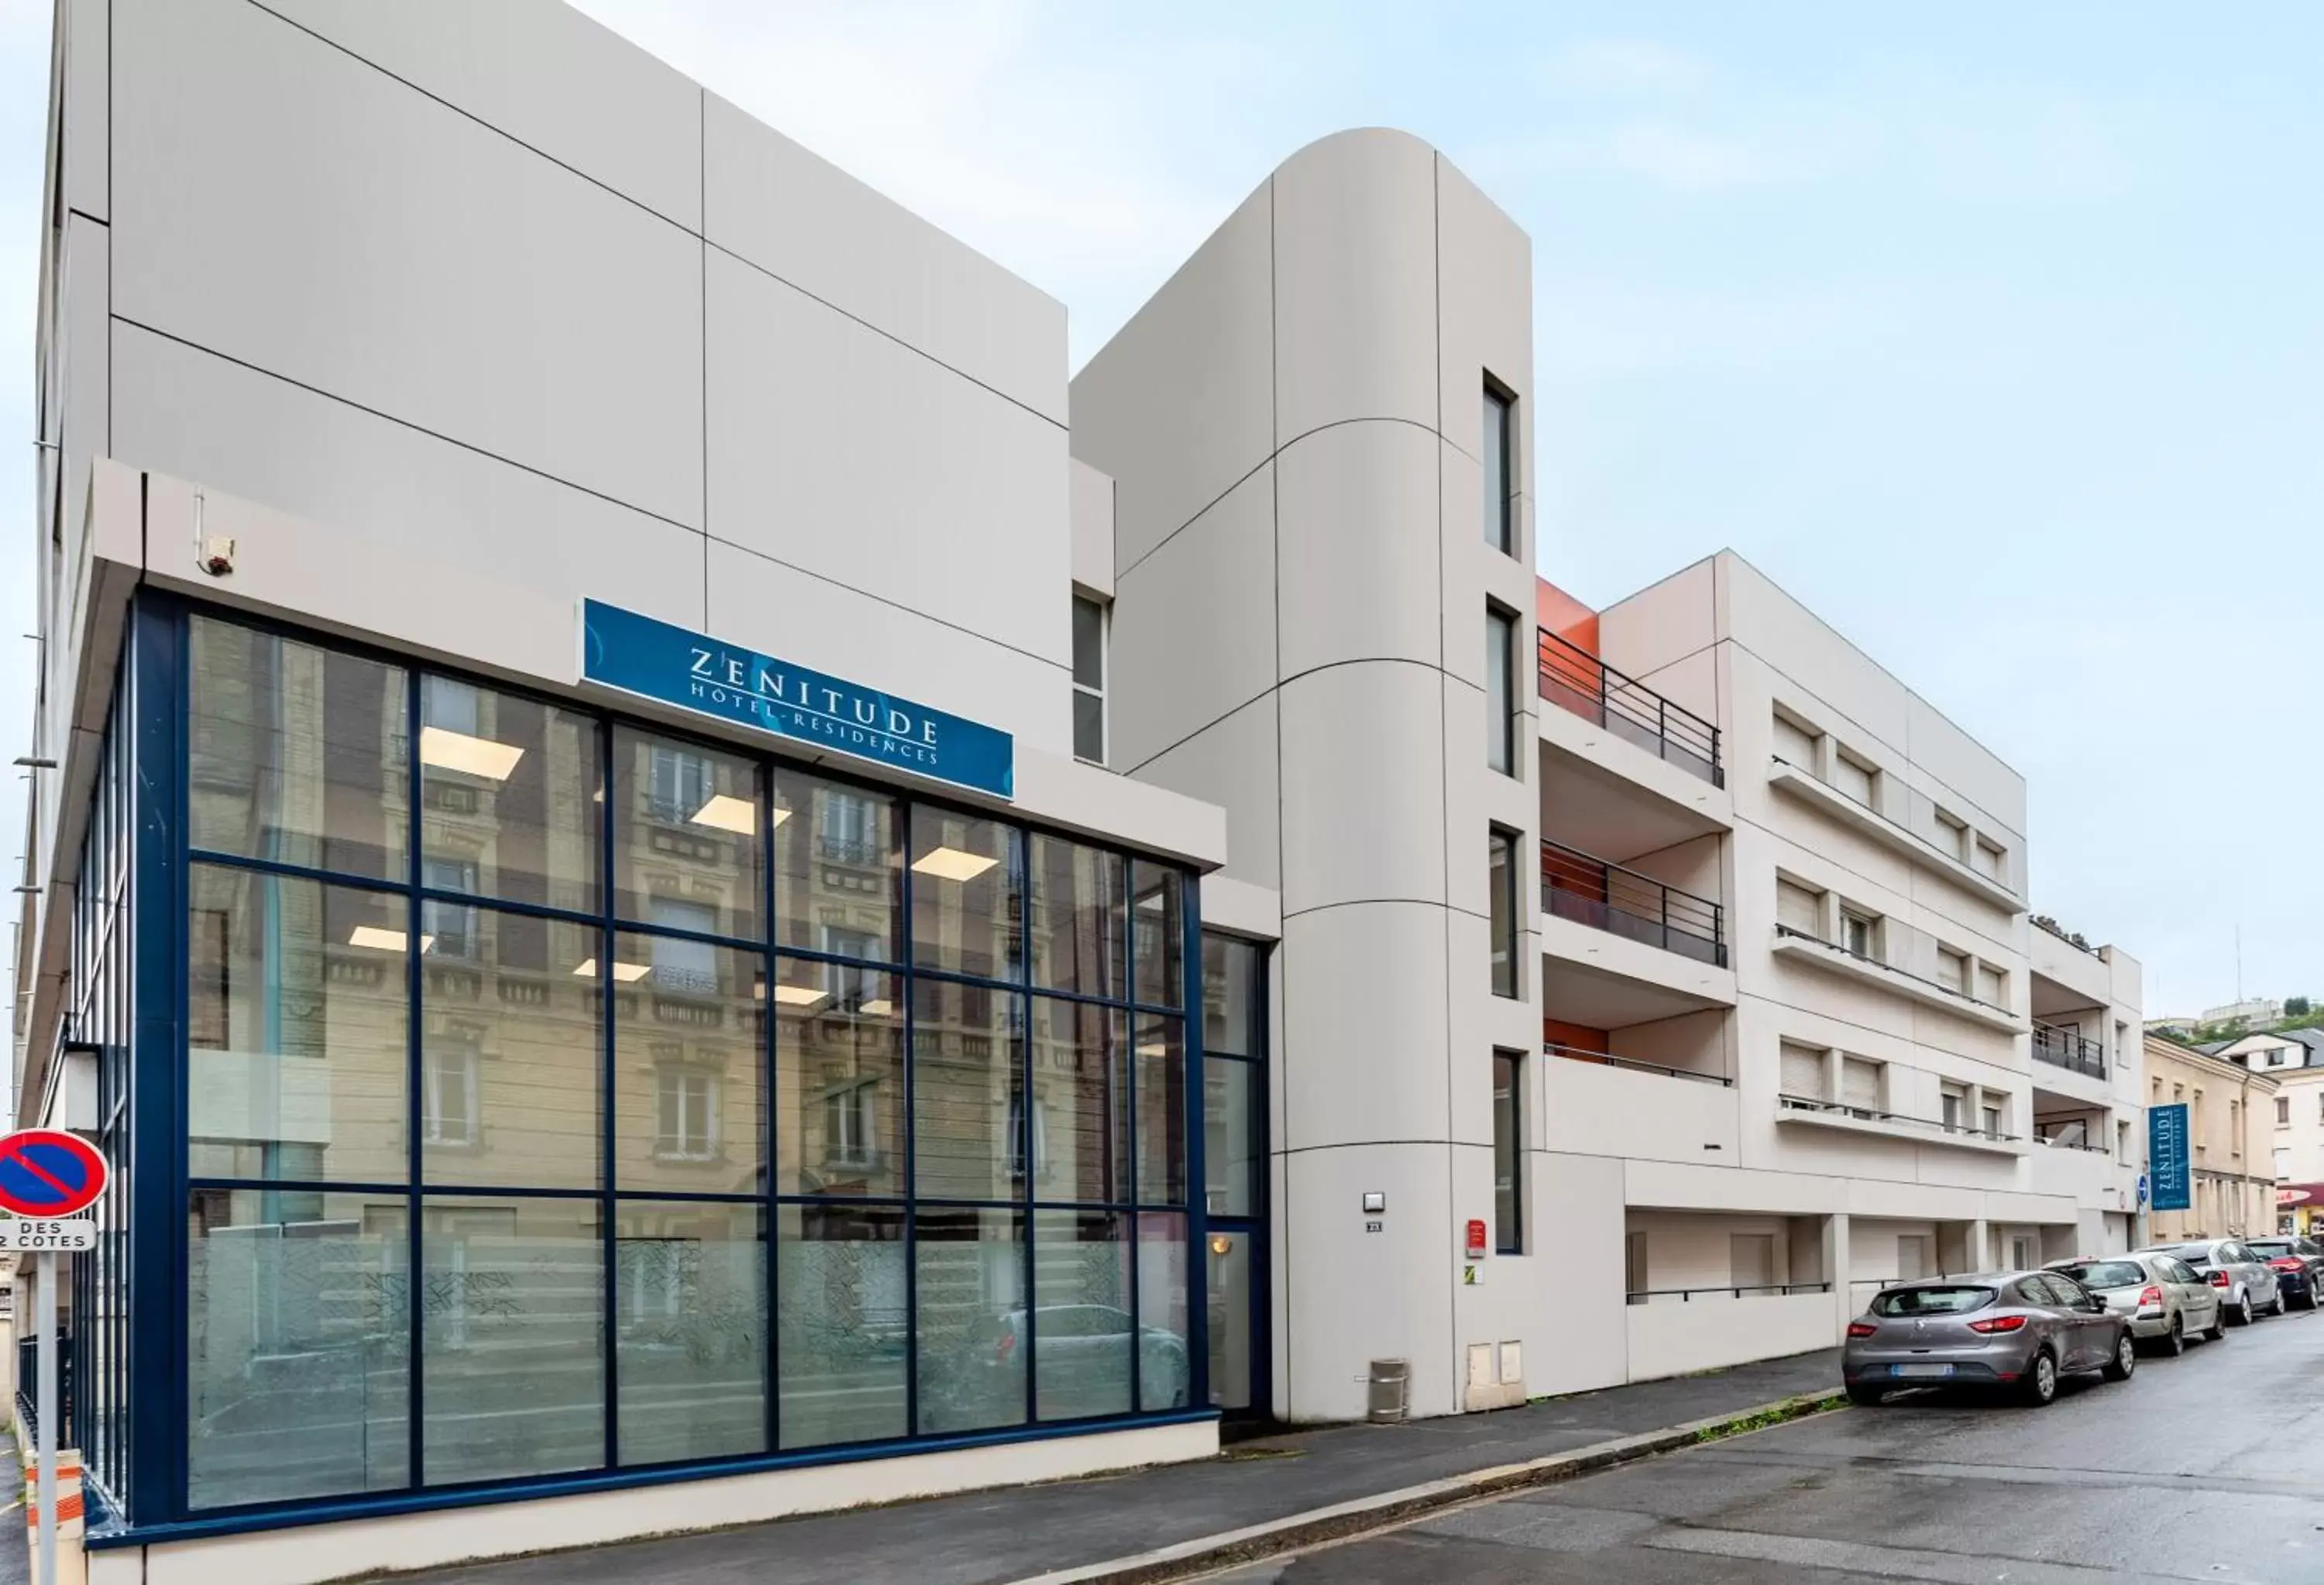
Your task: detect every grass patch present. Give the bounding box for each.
[1691,1394,1846,1445]
[1218,1445,1306,1463]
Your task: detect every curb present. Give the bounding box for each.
[1006,1389,1847,1585]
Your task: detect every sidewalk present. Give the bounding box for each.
[397,1349,1841,1585]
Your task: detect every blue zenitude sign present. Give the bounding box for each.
[2147,1103,2191,1213]
[580,600,1014,799]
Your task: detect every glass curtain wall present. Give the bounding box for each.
[67,683,135,1511]
[174,609,1198,1515]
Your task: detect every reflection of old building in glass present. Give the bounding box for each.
[161,610,1202,1508]
[19,3,1269,1574]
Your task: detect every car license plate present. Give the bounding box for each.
[1891,1363,1954,1379]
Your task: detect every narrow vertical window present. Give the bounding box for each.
[1488,829,1518,999]
[1072,594,1107,764]
[1485,607,1517,775]
[1482,380,1515,555]
[1493,1052,1523,1254]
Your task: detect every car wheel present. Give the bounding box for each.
[2160,1315,2185,1356]
[2206,1305,2229,1341]
[2232,1291,2254,1326]
[2301,1287,2320,1312]
[1844,1382,1884,1407]
[2020,1349,2059,1407]
[2101,1332,2137,1382]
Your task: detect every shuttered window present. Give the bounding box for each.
[1936,947,1968,993]
[1831,751,1875,806]
[1780,1041,1827,1099]
[1841,1056,1882,1111]
[1772,711,1818,770]
[1776,879,1821,934]
[1976,963,2006,1006]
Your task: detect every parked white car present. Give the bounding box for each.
[2133,1239,2284,1327]
[2048,1253,2223,1354]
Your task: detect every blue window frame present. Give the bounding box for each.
[83,592,1209,1542]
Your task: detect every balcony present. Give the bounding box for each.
[1766,756,2019,913]
[1542,839,1725,968]
[1538,627,1722,788]
[1776,1093,2025,1155]
[1543,1041,1731,1087]
[1542,1043,1738,1162]
[1770,925,2025,1034]
[2032,1022,2107,1081]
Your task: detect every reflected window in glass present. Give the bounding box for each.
[421,913,602,1190]
[1132,866,1184,1008]
[420,676,600,913]
[187,865,408,1185]
[772,769,899,961]
[190,617,407,879]
[911,809,1023,981]
[912,979,1026,1203]
[778,955,903,1197]
[1031,997,1127,1204]
[617,729,763,941]
[1031,836,1126,999]
[615,929,761,1195]
[1134,1013,1188,1205]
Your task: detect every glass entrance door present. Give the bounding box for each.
[1202,933,1270,1422]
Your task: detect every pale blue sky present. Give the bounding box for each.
[4,2,2319,1018]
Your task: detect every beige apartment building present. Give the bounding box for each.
[2142,1033,2279,1241]
[2208,1028,2324,1232]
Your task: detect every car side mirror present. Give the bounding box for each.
[2085,1297,2108,1313]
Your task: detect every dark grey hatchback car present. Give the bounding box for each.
[1844,1270,2137,1407]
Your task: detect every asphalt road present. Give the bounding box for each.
[1212,1299,2324,1583]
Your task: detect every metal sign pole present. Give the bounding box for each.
[36,1249,57,1585]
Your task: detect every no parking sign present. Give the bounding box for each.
[0,1130,108,1249]
[5,1128,108,1585]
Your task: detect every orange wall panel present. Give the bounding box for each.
[1544,1019,1611,1055]
[1535,578,1600,655]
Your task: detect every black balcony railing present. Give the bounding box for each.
[1778,1092,2021,1143]
[1625,1283,1832,1305]
[2032,1022,2108,1080]
[1542,839,1725,966]
[816,834,887,866]
[1771,925,2014,1018]
[1538,627,1723,787]
[1543,1040,1732,1087]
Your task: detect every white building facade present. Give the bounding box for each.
[16,5,2154,1578]
[18,3,1238,1579]
[1074,143,2150,1415]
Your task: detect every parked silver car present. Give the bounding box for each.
[1843,1270,2136,1407]
[2047,1253,2223,1354]
[2134,1239,2283,1326]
